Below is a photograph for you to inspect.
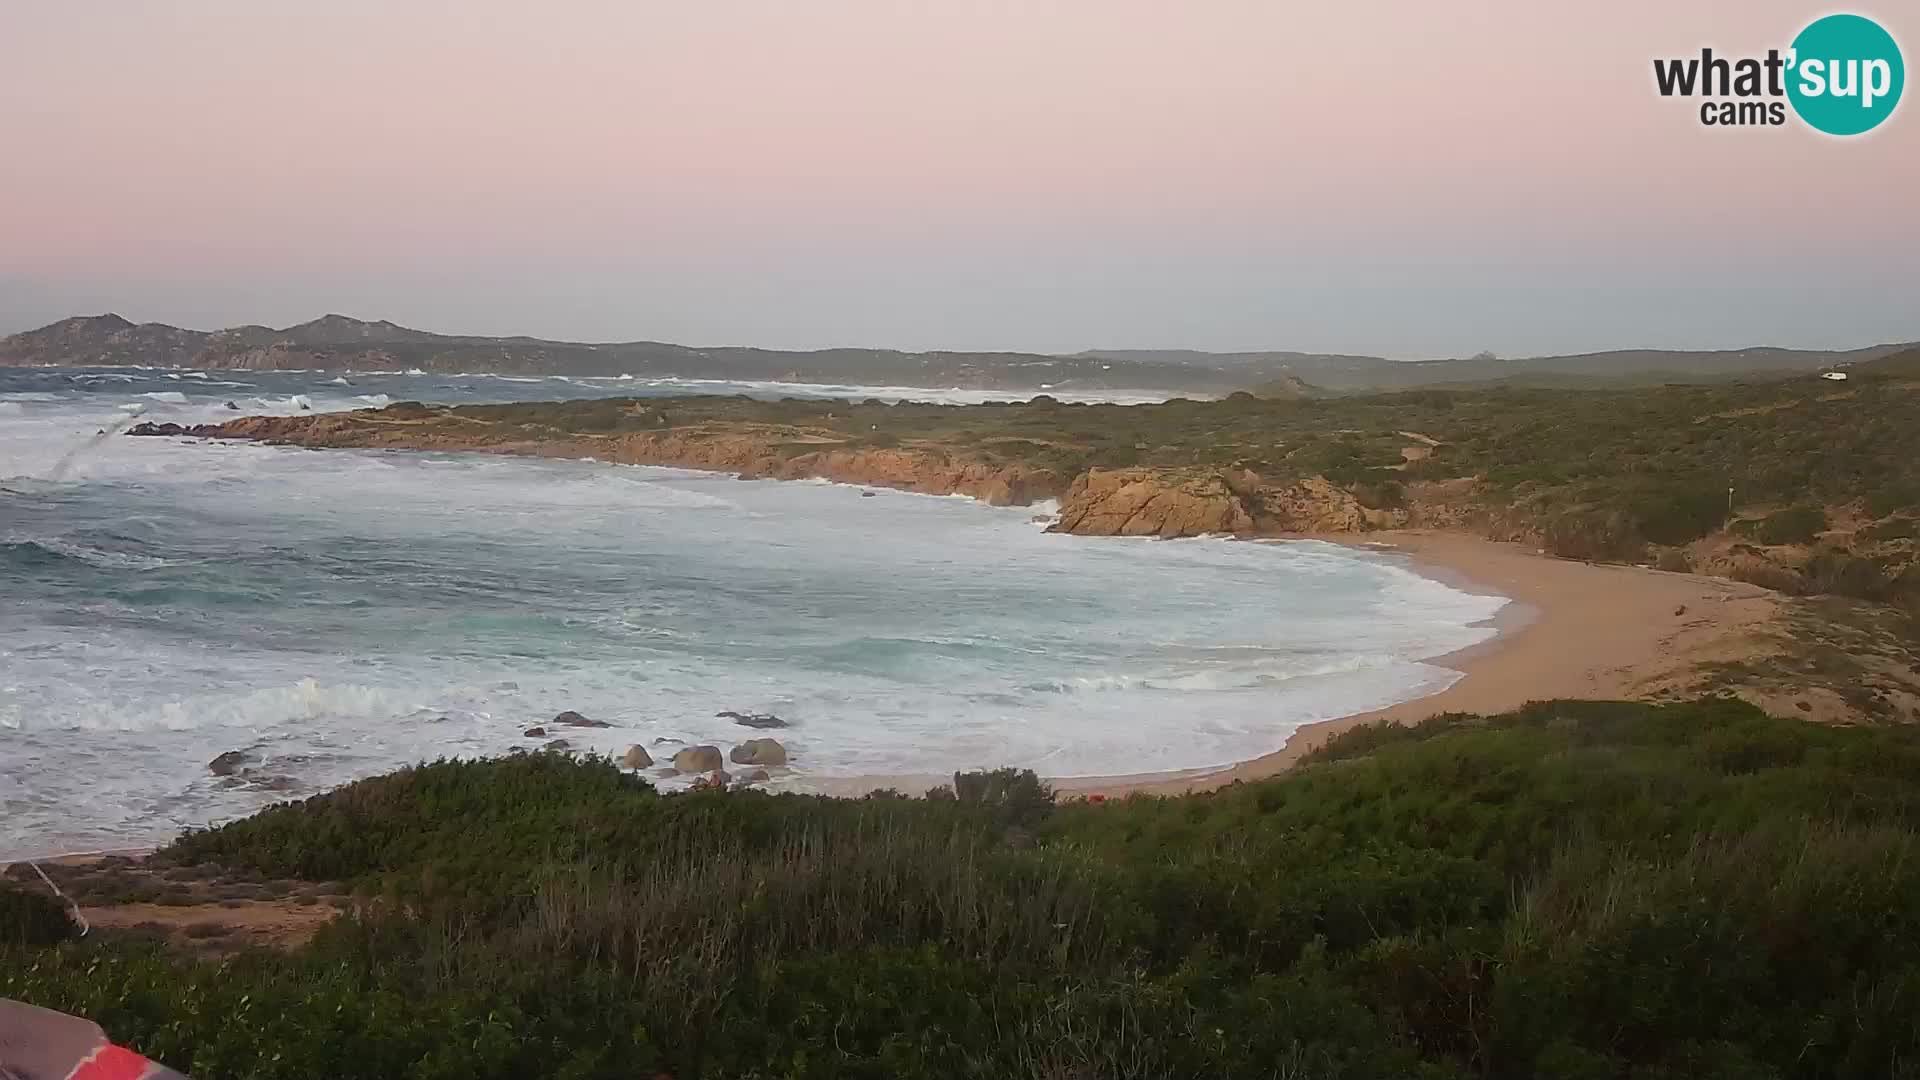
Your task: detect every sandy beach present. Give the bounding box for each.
[1042,530,1781,797]
[824,529,1784,798]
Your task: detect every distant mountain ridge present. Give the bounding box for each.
[2,313,1912,393]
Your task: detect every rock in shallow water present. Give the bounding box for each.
[208,749,255,776]
[672,745,724,772]
[551,710,610,728]
[621,745,653,769]
[718,710,788,729]
[729,738,788,767]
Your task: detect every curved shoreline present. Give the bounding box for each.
[106,415,1788,811]
[1062,530,1779,797]
[821,529,1779,798]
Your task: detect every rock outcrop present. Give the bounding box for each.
[1258,475,1377,533]
[1050,469,1255,538]
[729,738,788,767]
[550,710,609,728]
[621,745,654,770]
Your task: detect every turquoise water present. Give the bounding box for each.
[0,367,1505,857]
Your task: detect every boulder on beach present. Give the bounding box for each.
[740,768,772,784]
[690,770,731,791]
[729,738,788,767]
[621,745,653,770]
[551,710,610,728]
[672,745,724,772]
[718,710,788,729]
[208,749,255,776]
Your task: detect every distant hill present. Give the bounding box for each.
[4,313,1914,394]
[1243,374,1318,399]
[0,314,1256,394]
[1082,343,1920,392]
[1848,346,1920,377]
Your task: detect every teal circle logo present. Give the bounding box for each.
[1787,14,1904,135]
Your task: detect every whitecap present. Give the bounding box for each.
[6,536,173,571]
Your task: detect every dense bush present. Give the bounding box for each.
[8,699,1920,1078]
[0,881,76,946]
[1628,481,1731,546]
[1737,505,1830,545]
[928,766,1055,826]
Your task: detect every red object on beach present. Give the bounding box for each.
[1088,793,1107,803]
[70,1043,158,1080]
[0,999,192,1079]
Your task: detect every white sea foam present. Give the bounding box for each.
[0,366,1507,857]
[141,391,190,404]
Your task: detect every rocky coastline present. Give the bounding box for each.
[128,410,1391,540]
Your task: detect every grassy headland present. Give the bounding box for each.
[140,369,1920,599]
[7,698,1920,1078]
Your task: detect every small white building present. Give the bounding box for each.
[1820,371,1849,381]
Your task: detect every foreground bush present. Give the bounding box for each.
[0,881,76,947]
[6,698,1920,1078]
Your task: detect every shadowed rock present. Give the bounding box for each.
[208,750,255,776]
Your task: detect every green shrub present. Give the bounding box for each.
[0,881,76,946]
[1737,505,1828,545]
[9,701,1920,1079]
[1803,550,1891,599]
[1629,482,1730,546]
[1863,517,1918,542]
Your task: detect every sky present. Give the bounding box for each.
[1,1,1915,357]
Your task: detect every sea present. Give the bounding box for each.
[0,366,1507,858]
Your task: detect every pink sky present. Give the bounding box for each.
[1,1,1915,355]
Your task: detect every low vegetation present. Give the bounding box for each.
[7,698,1920,1078]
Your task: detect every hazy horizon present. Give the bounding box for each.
[4,1,1915,356]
